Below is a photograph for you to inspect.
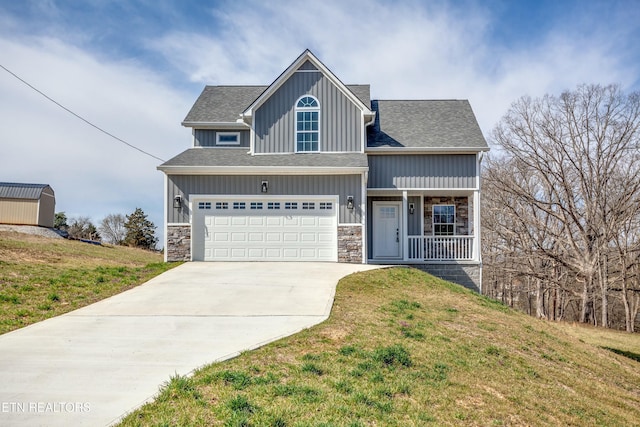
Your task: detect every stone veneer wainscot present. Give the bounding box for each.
[337,225,363,263]
[166,225,191,261]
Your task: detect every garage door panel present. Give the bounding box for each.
[231,248,247,257]
[249,217,264,226]
[283,233,299,242]
[214,217,230,226]
[300,233,317,242]
[231,232,247,242]
[197,197,338,262]
[318,248,334,258]
[265,248,282,257]
[300,248,317,258]
[283,248,299,257]
[265,232,282,242]
[213,248,229,257]
[318,233,333,242]
[231,217,248,226]
[213,232,229,242]
[266,217,282,226]
[248,233,264,242]
[318,217,334,226]
[283,217,299,226]
[300,217,317,226]
[248,248,264,257]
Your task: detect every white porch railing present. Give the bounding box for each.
[407,235,474,261]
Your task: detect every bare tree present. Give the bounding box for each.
[68,216,101,241]
[99,213,126,245]
[484,84,640,330]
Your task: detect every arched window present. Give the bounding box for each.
[295,95,319,152]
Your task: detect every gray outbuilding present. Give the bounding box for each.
[0,182,56,228]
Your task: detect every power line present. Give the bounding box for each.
[0,63,166,163]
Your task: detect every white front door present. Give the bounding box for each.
[373,202,402,258]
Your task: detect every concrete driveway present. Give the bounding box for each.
[0,262,381,427]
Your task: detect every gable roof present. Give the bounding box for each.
[240,49,374,124]
[0,182,53,200]
[367,100,489,152]
[183,84,372,126]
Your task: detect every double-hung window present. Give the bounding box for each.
[296,95,319,152]
[433,205,455,236]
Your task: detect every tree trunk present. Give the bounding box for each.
[599,260,609,328]
[580,277,590,324]
[536,279,545,319]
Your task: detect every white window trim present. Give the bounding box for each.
[216,132,241,145]
[295,95,320,153]
[432,204,456,236]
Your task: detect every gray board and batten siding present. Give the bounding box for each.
[367,154,477,189]
[254,70,364,154]
[194,130,250,147]
[167,174,362,224]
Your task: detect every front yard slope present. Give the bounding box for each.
[0,231,178,334]
[120,267,640,426]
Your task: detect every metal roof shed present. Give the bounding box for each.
[0,183,56,228]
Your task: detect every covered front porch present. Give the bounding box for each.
[366,190,481,263]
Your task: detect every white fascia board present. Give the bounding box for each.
[181,121,250,129]
[367,188,477,196]
[365,147,490,154]
[158,166,369,175]
[241,50,374,120]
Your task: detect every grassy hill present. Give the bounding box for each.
[0,230,178,334]
[120,268,640,427]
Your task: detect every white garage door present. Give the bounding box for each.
[192,197,337,261]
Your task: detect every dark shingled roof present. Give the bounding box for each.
[367,100,488,150]
[183,85,371,124]
[159,149,368,169]
[0,183,53,200]
[183,86,267,123]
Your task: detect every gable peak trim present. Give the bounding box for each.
[240,49,373,123]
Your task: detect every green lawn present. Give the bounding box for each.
[119,267,640,426]
[0,231,180,334]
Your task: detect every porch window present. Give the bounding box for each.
[433,205,455,236]
[295,95,319,152]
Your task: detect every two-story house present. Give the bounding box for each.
[158,50,489,291]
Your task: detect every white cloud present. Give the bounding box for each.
[0,35,193,244]
[149,0,639,135]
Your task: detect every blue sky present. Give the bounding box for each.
[1,0,639,247]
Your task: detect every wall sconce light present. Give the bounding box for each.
[347,195,354,210]
[409,203,415,215]
[261,181,268,193]
[173,195,182,209]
